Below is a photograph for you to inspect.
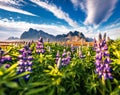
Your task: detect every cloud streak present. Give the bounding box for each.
[0,0,37,16]
[30,0,78,27]
[71,0,118,26]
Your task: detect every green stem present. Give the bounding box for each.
[101,76,105,95]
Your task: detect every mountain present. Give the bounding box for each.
[20,28,56,41]
[7,36,19,40]
[65,31,86,42]
[20,28,93,42]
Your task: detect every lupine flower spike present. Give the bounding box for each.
[36,37,45,54]
[66,51,71,64]
[17,45,33,80]
[62,49,71,66]
[61,49,67,66]
[94,33,113,80]
[56,49,71,68]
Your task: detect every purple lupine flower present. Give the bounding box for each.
[4,55,12,61]
[17,44,33,80]
[62,49,67,57]
[61,49,67,66]
[65,51,71,65]
[19,48,24,53]
[61,50,71,66]
[5,64,11,68]
[36,37,45,54]
[28,56,33,61]
[56,50,71,68]
[94,33,113,80]
[79,50,85,58]
[0,48,12,65]
[67,51,71,61]
[0,57,5,63]
[56,50,60,64]
[38,37,43,42]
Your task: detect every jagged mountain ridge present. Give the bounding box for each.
[20,28,56,41]
[20,28,93,42]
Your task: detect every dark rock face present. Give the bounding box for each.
[20,28,93,42]
[20,28,56,41]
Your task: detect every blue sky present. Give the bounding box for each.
[0,0,120,40]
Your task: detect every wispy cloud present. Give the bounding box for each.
[0,0,37,16]
[104,22,120,30]
[30,0,78,27]
[71,0,118,26]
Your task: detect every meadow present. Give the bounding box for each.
[0,34,120,95]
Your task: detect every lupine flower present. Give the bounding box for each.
[65,51,71,65]
[79,50,85,58]
[5,64,11,68]
[61,49,67,66]
[0,47,12,65]
[17,45,33,80]
[4,55,12,61]
[57,58,62,69]
[36,37,45,54]
[56,49,71,68]
[94,33,113,80]
[71,44,75,53]
[78,46,85,58]
[56,50,60,64]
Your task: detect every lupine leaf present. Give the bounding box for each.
[26,85,50,95]
[5,82,18,88]
[5,63,18,73]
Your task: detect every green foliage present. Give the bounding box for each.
[0,39,120,95]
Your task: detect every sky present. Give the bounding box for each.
[0,0,120,40]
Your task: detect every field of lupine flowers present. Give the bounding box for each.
[0,33,120,95]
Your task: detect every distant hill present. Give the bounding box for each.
[20,28,93,42]
[7,36,19,40]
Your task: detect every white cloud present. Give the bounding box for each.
[30,0,78,27]
[0,18,119,40]
[0,18,71,40]
[0,0,37,16]
[71,0,118,26]
[0,0,22,6]
[104,23,120,30]
[71,0,79,8]
[103,27,120,39]
[71,0,86,11]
